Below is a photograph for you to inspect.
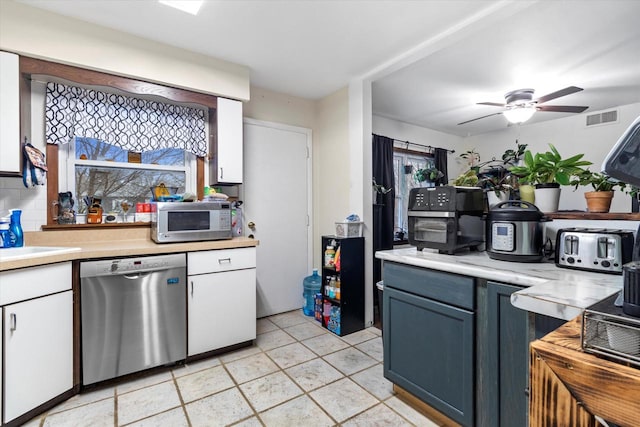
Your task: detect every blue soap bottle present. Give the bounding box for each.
[9,209,24,247]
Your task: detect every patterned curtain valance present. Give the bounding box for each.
[45,82,207,157]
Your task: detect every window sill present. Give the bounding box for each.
[41,222,151,231]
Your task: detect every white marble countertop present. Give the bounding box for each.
[376,247,623,320]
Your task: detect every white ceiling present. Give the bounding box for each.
[16,0,640,137]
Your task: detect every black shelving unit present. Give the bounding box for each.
[321,235,365,336]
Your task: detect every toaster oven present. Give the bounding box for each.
[407,186,485,254]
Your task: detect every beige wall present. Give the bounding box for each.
[244,86,316,129]
[0,1,249,101]
[315,87,351,266]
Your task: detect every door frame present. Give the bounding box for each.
[241,117,314,278]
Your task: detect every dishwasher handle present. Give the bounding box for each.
[123,271,152,280]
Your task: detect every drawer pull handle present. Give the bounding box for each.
[191,281,194,297]
[218,258,231,264]
[10,313,17,331]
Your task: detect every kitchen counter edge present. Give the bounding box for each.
[376,248,622,321]
[0,237,259,271]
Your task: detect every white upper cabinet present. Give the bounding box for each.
[0,51,21,175]
[211,97,243,184]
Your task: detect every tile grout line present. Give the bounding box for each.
[32,311,414,427]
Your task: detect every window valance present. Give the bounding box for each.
[45,82,208,157]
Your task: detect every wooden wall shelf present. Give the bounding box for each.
[546,211,640,220]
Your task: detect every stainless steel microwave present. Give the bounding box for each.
[151,201,233,243]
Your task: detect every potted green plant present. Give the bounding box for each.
[509,144,591,212]
[501,140,528,167]
[479,174,514,207]
[414,167,443,187]
[452,169,479,187]
[459,149,481,174]
[571,170,626,213]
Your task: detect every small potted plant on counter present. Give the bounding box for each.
[414,167,443,187]
[509,144,591,212]
[571,170,626,213]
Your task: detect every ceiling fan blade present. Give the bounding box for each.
[477,102,505,107]
[537,105,589,113]
[458,112,504,125]
[535,86,583,104]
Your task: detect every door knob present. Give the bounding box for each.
[248,221,256,230]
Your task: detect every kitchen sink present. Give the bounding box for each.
[0,246,81,261]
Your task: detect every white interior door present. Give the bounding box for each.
[243,119,312,318]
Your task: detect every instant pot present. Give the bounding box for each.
[486,201,549,262]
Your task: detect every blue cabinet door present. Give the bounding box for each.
[485,282,529,427]
[383,285,474,426]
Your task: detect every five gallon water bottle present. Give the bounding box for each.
[302,268,322,316]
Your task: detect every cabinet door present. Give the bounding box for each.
[485,282,529,427]
[0,51,21,175]
[188,269,256,356]
[4,291,73,423]
[213,97,243,184]
[383,286,474,426]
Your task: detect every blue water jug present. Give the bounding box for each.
[302,268,322,316]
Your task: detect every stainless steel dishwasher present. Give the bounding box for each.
[80,253,186,385]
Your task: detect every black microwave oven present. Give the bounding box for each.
[151,201,233,243]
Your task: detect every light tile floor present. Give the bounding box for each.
[25,310,442,427]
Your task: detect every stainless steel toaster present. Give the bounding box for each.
[555,228,635,274]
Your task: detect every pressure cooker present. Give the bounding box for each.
[486,200,550,262]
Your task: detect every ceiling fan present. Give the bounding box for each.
[458,86,589,125]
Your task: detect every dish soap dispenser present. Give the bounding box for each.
[9,209,24,247]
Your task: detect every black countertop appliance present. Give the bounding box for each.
[407,186,484,254]
[603,114,640,317]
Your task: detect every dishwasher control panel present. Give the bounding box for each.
[80,254,186,277]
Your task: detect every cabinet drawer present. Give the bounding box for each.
[383,261,474,310]
[0,262,72,305]
[188,247,256,275]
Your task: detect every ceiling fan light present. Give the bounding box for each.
[503,106,536,124]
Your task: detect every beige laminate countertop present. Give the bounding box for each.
[0,227,258,271]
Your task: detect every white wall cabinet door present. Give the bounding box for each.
[212,97,243,184]
[188,268,256,356]
[3,291,73,423]
[0,51,21,175]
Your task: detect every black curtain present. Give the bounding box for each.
[372,134,395,310]
[434,147,449,186]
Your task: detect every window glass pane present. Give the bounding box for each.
[392,152,435,237]
[75,166,185,213]
[75,137,185,166]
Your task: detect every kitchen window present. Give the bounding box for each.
[393,151,434,236]
[59,137,195,215]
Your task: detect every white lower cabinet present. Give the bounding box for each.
[1,263,73,425]
[187,248,256,356]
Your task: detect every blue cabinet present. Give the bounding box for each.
[382,261,557,427]
[383,262,475,426]
[480,282,529,427]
